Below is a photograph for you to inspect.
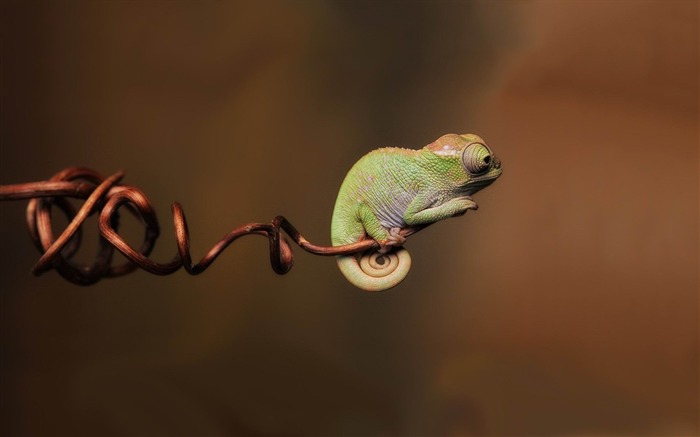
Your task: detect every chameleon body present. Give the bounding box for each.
[331,133,502,291]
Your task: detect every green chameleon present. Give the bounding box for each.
[331,133,502,291]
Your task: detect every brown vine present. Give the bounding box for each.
[0,167,388,285]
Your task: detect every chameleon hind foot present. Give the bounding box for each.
[378,227,406,254]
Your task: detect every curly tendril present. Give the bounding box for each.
[0,167,409,286]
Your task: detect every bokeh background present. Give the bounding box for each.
[0,1,697,436]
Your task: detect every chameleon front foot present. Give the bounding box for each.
[336,247,412,292]
[452,196,479,217]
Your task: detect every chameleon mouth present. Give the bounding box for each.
[464,168,501,195]
[474,167,501,183]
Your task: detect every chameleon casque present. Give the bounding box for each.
[331,133,502,291]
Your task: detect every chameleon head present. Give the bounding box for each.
[425,133,502,196]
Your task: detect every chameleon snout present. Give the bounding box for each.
[492,155,502,169]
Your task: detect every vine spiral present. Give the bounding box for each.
[0,167,407,286]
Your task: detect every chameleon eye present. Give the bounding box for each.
[462,143,491,175]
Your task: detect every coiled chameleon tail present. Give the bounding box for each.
[331,133,502,291]
[336,248,412,292]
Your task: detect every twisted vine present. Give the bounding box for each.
[0,167,405,285]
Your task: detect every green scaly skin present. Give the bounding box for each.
[331,133,502,291]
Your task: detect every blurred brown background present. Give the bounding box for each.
[0,1,697,436]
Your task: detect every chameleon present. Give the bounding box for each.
[331,133,502,291]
